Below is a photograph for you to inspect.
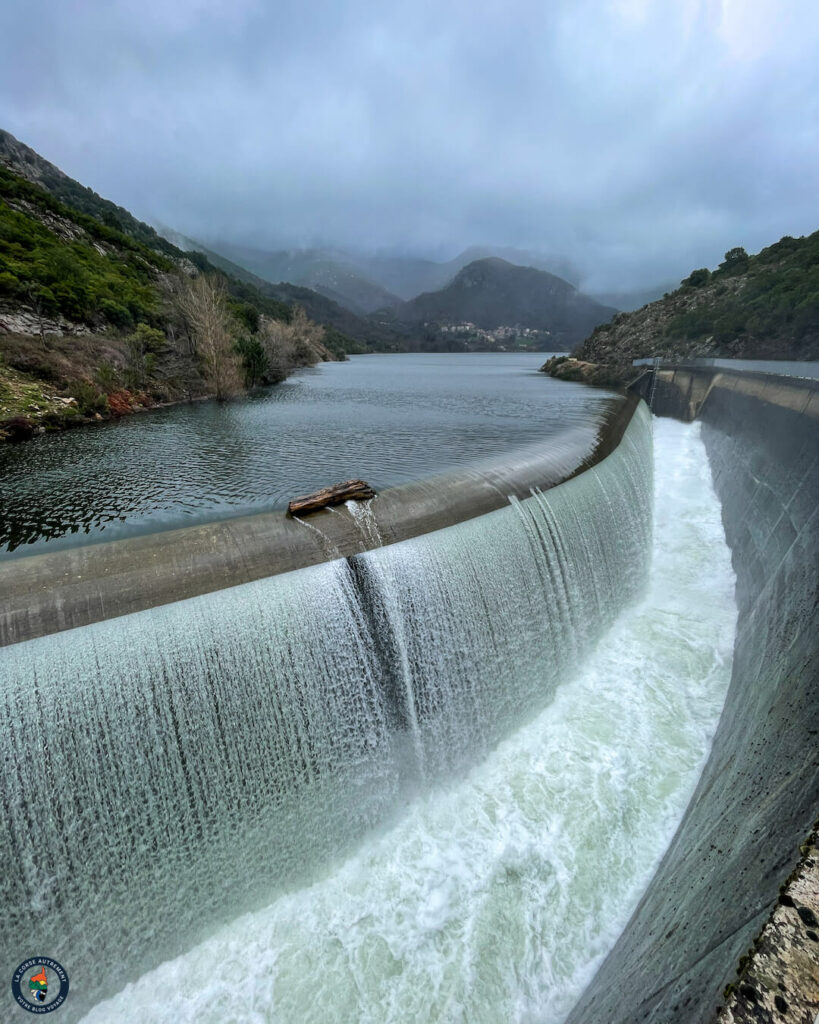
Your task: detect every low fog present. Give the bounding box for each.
[1,0,817,293]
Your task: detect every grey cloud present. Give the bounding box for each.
[1,0,817,292]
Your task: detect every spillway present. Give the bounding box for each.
[0,405,739,1022]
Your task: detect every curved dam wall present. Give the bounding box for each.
[0,395,634,647]
[568,369,819,1024]
[0,403,653,1021]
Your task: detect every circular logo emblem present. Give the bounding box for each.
[11,958,69,1014]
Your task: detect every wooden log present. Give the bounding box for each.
[287,479,376,516]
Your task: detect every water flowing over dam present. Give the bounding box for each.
[0,404,742,1022]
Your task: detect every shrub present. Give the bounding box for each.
[69,380,109,416]
[234,335,269,387]
[718,247,749,274]
[232,302,260,335]
[683,268,710,288]
[94,361,119,392]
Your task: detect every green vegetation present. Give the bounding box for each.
[682,268,710,288]
[577,231,819,363]
[69,378,108,416]
[0,154,369,438]
[0,161,370,364]
[0,357,59,419]
[0,166,166,329]
[323,326,365,357]
[0,128,180,258]
[666,234,819,352]
[124,323,164,389]
[234,335,268,387]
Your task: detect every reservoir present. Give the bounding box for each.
[0,352,617,557]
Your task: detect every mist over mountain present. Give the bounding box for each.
[191,241,585,313]
[392,258,615,345]
[4,1,816,299]
[196,244,403,316]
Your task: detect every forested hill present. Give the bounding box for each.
[0,128,179,257]
[0,128,388,355]
[0,133,368,437]
[393,258,616,347]
[575,233,819,364]
[155,226,408,352]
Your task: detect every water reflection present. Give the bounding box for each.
[0,353,617,557]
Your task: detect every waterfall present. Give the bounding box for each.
[0,404,654,1020]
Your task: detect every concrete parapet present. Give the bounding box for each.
[0,395,637,647]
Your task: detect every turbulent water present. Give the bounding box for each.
[0,353,616,556]
[0,411,736,1023]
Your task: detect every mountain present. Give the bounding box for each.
[391,258,616,346]
[574,233,819,364]
[196,240,584,310]
[349,246,582,300]
[154,227,409,352]
[0,129,182,260]
[0,131,362,435]
[198,243,404,315]
[0,130,404,356]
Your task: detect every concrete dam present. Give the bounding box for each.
[567,368,819,1024]
[0,371,816,1022]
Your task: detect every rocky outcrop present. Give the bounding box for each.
[540,355,640,389]
[0,305,92,338]
[718,824,819,1023]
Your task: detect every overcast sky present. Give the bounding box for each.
[1,0,817,292]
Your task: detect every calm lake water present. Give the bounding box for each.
[0,353,618,558]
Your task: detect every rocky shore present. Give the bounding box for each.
[539,355,640,389]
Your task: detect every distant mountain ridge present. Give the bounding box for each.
[199,243,404,315]
[160,231,606,350]
[196,240,585,311]
[0,128,629,362]
[390,257,616,345]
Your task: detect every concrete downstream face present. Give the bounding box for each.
[567,369,819,1024]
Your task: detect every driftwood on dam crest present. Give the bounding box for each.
[287,480,376,516]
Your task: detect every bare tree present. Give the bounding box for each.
[259,306,326,381]
[173,274,242,400]
[289,305,327,361]
[259,316,296,381]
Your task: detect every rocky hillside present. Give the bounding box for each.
[0,129,378,354]
[392,258,616,348]
[0,136,349,440]
[156,227,407,351]
[576,233,819,363]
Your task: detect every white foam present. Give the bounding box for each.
[80,417,736,1024]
